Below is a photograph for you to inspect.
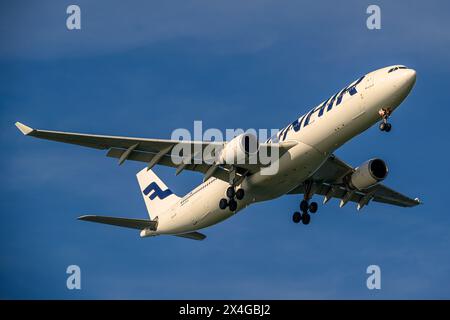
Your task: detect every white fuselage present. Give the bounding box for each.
[142,65,416,237]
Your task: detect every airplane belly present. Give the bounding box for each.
[194,180,247,230]
[159,179,237,234]
[244,141,328,202]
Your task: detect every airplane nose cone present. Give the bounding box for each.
[395,68,416,94]
[405,69,417,87]
[387,68,416,106]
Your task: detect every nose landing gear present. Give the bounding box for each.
[379,108,392,132]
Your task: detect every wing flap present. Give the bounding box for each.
[106,147,235,182]
[288,154,420,208]
[289,182,419,207]
[369,184,421,207]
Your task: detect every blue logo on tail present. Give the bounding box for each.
[143,182,173,200]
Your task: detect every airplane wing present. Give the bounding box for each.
[288,154,421,209]
[15,122,294,183]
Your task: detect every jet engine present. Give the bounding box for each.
[218,133,259,164]
[349,158,388,190]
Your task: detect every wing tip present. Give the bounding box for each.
[15,122,34,135]
[77,215,94,221]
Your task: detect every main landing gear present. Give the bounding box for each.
[292,181,318,225]
[379,108,392,132]
[292,199,318,225]
[219,186,245,212]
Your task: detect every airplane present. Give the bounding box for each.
[15,65,420,240]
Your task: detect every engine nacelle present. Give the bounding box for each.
[349,158,388,190]
[218,133,259,164]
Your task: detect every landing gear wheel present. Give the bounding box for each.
[235,188,245,200]
[302,213,311,225]
[300,200,309,212]
[292,212,301,224]
[309,202,318,213]
[226,187,235,199]
[228,199,238,212]
[219,198,228,210]
[380,122,392,132]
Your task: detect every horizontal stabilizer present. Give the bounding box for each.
[78,215,157,230]
[174,232,207,241]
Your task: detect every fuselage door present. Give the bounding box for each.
[364,75,374,90]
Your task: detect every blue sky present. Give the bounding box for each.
[1,0,450,299]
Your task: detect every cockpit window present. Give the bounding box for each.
[389,66,408,73]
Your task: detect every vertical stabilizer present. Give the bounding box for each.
[136,168,180,219]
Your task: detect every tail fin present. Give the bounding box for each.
[136,167,180,219]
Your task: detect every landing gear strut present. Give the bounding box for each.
[292,180,318,225]
[379,108,392,132]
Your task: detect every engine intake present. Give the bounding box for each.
[349,158,388,190]
[218,133,259,164]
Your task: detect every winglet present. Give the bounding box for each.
[15,122,34,135]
